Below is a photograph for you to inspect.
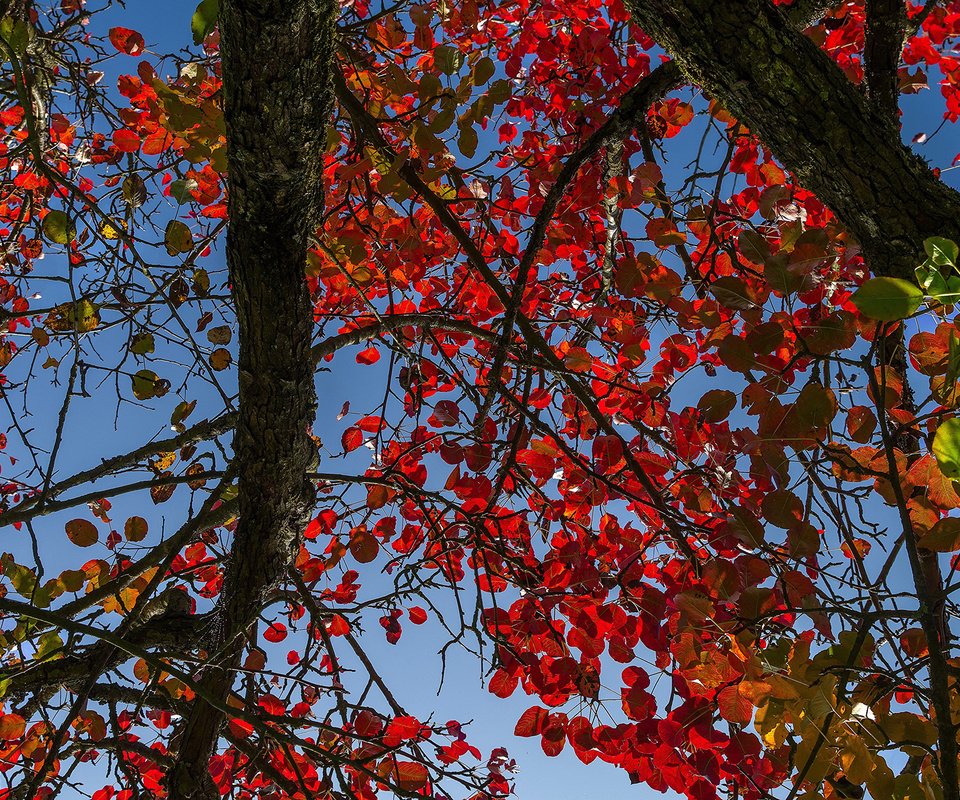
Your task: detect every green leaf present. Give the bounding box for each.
[131,369,159,401]
[122,174,147,207]
[924,236,958,268]
[1,18,32,57]
[164,220,193,256]
[170,399,197,432]
[434,45,464,75]
[169,178,198,205]
[933,417,960,478]
[850,277,923,321]
[947,332,960,387]
[919,517,960,552]
[488,79,511,106]
[35,631,63,661]
[131,332,154,355]
[192,268,210,296]
[916,261,942,290]
[191,0,219,45]
[45,299,100,333]
[41,210,76,245]
[457,123,478,158]
[473,56,495,85]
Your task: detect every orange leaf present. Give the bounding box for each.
[65,518,98,547]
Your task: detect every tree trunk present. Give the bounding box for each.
[167,1,335,797]
[626,0,960,279]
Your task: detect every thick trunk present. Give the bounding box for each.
[626,0,960,279]
[168,1,334,797]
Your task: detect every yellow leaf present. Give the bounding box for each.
[99,218,126,240]
[883,712,938,749]
[838,733,873,785]
[45,298,100,333]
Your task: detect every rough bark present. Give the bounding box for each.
[625,0,960,279]
[864,0,907,118]
[167,1,335,797]
[783,0,836,27]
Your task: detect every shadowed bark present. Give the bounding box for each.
[625,0,960,279]
[864,0,907,118]
[166,0,336,797]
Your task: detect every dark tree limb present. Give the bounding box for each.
[167,0,337,797]
[864,0,907,118]
[625,0,960,279]
[783,0,836,27]
[0,412,235,527]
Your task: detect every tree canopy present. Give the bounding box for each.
[0,1,958,800]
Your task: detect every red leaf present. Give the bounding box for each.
[109,27,145,56]
[514,705,548,737]
[385,715,423,741]
[356,346,380,365]
[540,713,567,757]
[900,627,928,658]
[408,606,428,624]
[258,694,285,716]
[357,414,384,433]
[567,716,597,764]
[717,684,753,725]
[263,622,287,643]
[354,709,384,737]
[0,714,24,741]
[342,426,363,452]
[431,399,460,427]
[112,129,140,153]
[489,669,518,698]
[350,528,379,564]
[227,717,253,739]
[394,762,429,792]
[326,614,350,636]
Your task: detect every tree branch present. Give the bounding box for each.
[864,0,907,119]
[625,0,960,278]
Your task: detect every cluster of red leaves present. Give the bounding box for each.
[1,1,959,799]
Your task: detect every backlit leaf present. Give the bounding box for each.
[164,220,193,256]
[851,277,923,321]
[191,0,219,45]
[933,417,960,478]
[65,519,98,547]
[42,211,76,245]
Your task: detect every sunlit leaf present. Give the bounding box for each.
[65,519,98,547]
[851,277,923,321]
[933,417,960,478]
[42,211,76,245]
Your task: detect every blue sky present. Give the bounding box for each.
[7,1,960,799]
[19,3,661,798]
